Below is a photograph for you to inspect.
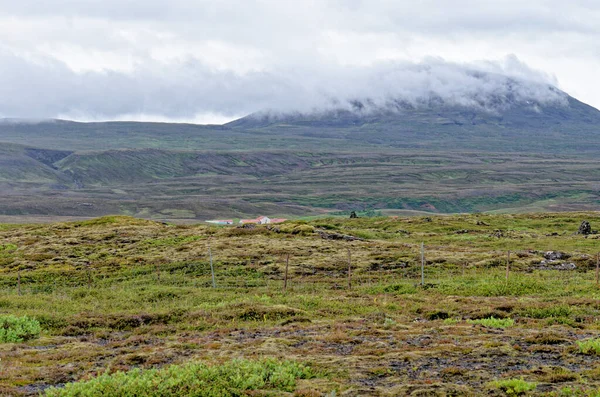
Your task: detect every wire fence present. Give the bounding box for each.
[4,243,600,296]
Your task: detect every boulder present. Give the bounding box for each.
[578,220,592,235]
[544,251,570,261]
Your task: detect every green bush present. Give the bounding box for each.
[468,317,514,328]
[521,305,572,319]
[489,378,536,396]
[0,315,41,343]
[44,358,316,397]
[577,338,600,355]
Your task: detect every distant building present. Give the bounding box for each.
[205,219,233,225]
[208,216,287,225]
[239,216,270,225]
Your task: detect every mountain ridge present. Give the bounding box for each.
[1,85,600,220]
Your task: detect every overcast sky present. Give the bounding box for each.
[1,0,599,123]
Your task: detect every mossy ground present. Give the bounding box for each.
[2,213,600,396]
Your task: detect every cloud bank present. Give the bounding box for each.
[1,1,598,122]
[0,49,566,122]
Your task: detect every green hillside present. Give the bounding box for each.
[1,90,600,220]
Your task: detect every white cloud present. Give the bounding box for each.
[0,0,598,122]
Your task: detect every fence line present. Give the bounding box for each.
[5,245,600,294]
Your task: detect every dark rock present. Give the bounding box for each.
[544,251,570,261]
[578,220,592,235]
[537,261,576,271]
[490,229,504,238]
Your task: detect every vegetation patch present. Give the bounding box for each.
[577,338,600,355]
[0,315,41,343]
[44,358,318,397]
[489,378,537,396]
[467,316,514,328]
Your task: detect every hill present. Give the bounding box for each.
[227,95,600,153]
[1,83,600,220]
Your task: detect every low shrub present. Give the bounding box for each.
[467,317,514,328]
[44,358,316,397]
[577,338,600,355]
[489,378,536,396]
[0,315,41,343]
[520,305,572,319]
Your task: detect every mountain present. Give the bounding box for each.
[226,94,600,153]
[1,86,600,221]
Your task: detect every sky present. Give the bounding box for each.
[1,0,599,124]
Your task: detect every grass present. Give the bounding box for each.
[2,213,600,395]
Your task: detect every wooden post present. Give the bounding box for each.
[156,263,161,281]
[594,253,599,286]
[283,253,290,292]
[506,251,510,282]
[209,244,216,288]
[347,248,352,290]
[86,263,92,288]
[17,269,21,296]
[421,242,425,286]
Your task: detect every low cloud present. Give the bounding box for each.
[0,49,568,123]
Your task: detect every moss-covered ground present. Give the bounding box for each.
[2,213,600,396]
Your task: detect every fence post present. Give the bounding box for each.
[156,263,161,281]
[209,243,216,288]
[17,269,21,296]
[86,263,92,288]
[347,248,352,290]
[596,254,600,286]
[284,253,290,292]
[506,251,510,282]
[421,242,425,286]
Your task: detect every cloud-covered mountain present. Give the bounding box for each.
[0,52,569,122]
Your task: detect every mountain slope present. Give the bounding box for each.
[0,143,73,187]
[226,95,600,153]
[2,84,600,220]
